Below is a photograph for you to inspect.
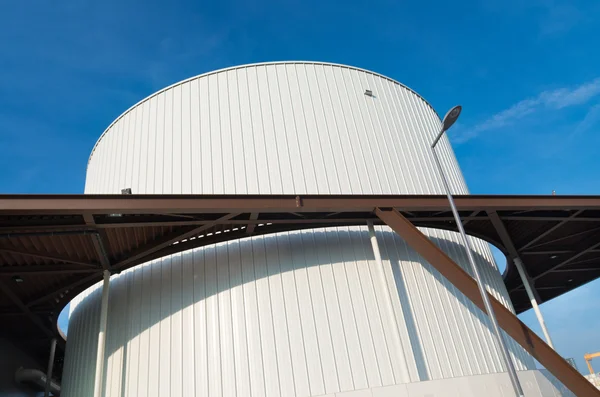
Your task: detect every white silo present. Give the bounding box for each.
[61,62,542,397]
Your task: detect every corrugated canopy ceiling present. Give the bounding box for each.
[1,194,599,376]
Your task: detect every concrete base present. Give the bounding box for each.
[319,370,574,397]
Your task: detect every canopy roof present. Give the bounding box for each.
[2,194,599,370]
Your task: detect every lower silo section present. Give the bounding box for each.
[61,226,535,397]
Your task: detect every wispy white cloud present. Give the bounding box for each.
[571,104,600,138]
[454,78,600,143]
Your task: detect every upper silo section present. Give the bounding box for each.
[85,62,467,196]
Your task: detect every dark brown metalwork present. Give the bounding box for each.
[246,212,259,234]
[83,214,112,270]
[519,210,585,250]
[0,247,97,268]
[0,279,55,338]
[488,211,543,302]
[0,265,99,275]
[112,213,240,270]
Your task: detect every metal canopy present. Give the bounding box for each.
[1,193,600,375]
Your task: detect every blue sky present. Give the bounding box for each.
[2,0,600,374]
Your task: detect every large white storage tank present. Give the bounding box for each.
[62,62,537,397]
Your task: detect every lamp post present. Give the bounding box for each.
[431,106,524,397]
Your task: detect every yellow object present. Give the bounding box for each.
[585,352,600,375]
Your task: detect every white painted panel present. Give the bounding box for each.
[68,63,537,397]
[289,231,326,396]
[257,66,282,194]
[205,244,222,396]
[181,83,192,194]
[305,64,338,193]
[208,74,223,194]
[276,233,311,397]
[228,241,252,396]
[63,227,535,397]
[217,243,236,397]
[183,253,196,395]
[339,228,382,387]
[190,80,201,193]
[131,103,142,193]
[295,65,329,193]
[237,68,259,194]
[246,66,271,194]
[267,65,295,194]
[170,252,183,397]
[219,72,236,194]
[314,64,349,194]
[253,237,281,397]
[193,248,209,397]
[240,237,266,397]
[198,76,211,194]
[301,229,338,394]
[264,234,295,397]
[277,64,307,194]
[148,259,162,397]
[139,98,149,192]
[172,85,183,194]
[228,70,248,194]
[325,231,368,390]
[159,256,172,395]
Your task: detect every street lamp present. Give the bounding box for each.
[431,106,524,397]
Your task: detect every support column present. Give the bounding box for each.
[367,221,411,383]
[44,337,57,397]
[513,257,554,348]
[93,269,111,397]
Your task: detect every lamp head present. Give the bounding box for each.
[441,105,462,132]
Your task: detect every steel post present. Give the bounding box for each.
[513,257,554,348]
[367,221,411,383]
[44,337,57,397]
[93,269,111,397]
[431,144,524,397]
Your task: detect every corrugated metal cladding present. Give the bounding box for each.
[62,62,535,397]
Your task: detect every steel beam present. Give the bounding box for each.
[519,210,584,250]
[520,250,574,255]
[0,247,98,268]
[499,216,599,221]
[44,338,57,397]
[0,279,54,337]
[113,213,240,270]
[531,233,600,282]
[488,211,553,347]
[93,217,381,229]
[246,213,259,234]
[553,267,600,273]
[1,194,600,216]
[376,208,600,397]
[462,210,479,226]
[524,226,600,252]
[26,273,101,308]
[0,224,88,232]
[0,265,99,275]
[488,211,543,304]
[83,214,112,270]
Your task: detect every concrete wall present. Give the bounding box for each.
[317,370,575,397]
